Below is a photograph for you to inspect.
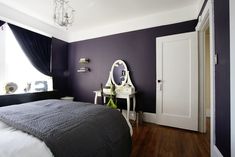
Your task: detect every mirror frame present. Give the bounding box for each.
[110,60,128,87]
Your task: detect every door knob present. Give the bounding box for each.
[157,80,162,83]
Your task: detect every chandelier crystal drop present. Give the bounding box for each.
[54,0,75,28]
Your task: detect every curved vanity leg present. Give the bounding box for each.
[94,93,98,104]
[104,96,106,104]
[127,97,130,121]
[133,96,136,121]
[124,116,133,136]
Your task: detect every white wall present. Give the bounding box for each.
[230,0,235,156]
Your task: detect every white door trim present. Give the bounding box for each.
[196,4,209,133]
[230,0,235,156]
[196,0,221,156]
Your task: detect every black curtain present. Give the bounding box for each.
[0,20,5,27]
[9,24,52,76]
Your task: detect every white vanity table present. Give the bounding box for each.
[93,60,136,121]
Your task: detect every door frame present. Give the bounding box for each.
[230,0,235,156]
[196,2,210,133]
[196,0,221,156]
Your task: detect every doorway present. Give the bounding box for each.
[196,1,217,155]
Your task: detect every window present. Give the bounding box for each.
[0,24,53,95]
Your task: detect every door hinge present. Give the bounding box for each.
[214,53,218,65]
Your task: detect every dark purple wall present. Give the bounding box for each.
[51,37,69,96]
[214,0,231,156]
[68,20,197,113]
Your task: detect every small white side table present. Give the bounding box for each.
[93,90,136,121]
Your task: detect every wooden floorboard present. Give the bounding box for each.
[130,118,210,157]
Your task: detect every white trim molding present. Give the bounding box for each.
[121,111,157,124]
[195,0,220,156]
[208,0,217,156]
[196,0,207,16]
[142,112,156,124]
[0,2,199,43]
[68,5,197,42]
[206,109,211,117]
[230,0,235,156]
[0,2,68,41]
[196,2,210,31]
[196,0,210,134]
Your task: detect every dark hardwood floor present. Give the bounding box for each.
[130,118,210,157]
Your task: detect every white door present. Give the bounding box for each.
[156,32,198,131]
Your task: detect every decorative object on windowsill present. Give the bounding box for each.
[24,82,31,92]
[77,58,90,73]
[5,82,18,94]
[54,0,75,28]
[34,81,48,92]
[106,83,117,109]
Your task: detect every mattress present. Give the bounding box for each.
[0,99,132,157]
[0,121,53,157]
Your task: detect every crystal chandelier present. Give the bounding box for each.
[54,0,75,28]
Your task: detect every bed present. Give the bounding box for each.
[0,99,132,157]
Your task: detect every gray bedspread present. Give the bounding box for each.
[0,99,131,157]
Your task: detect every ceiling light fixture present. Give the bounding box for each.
[53,0,75,28]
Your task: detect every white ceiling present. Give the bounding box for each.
[0,0,200,32]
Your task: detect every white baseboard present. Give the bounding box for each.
[213,145,223,157]
[142,112,156,123]
[121,110,156,123]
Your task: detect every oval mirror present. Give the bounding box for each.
[111,60,128,87]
